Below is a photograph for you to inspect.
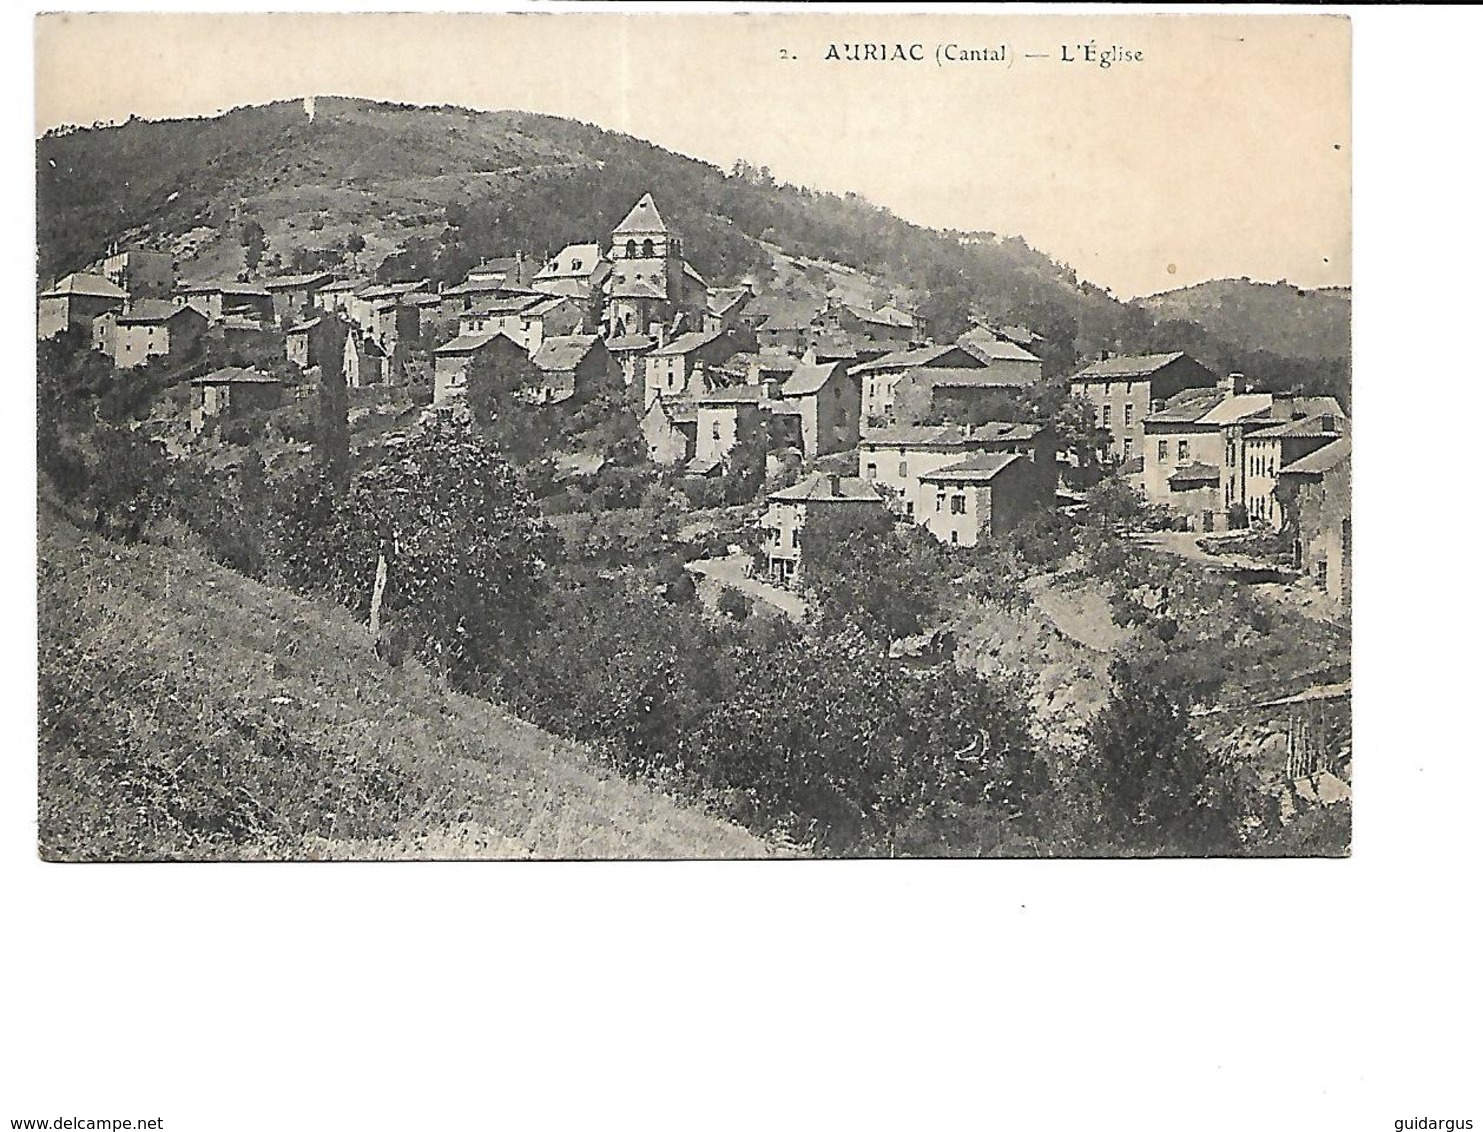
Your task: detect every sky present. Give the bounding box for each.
[34,9,1350,299]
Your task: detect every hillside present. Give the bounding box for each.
[38,96,1133,362]
[37,511,772,861]
[1134,278,1351,363]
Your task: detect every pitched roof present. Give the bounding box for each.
[956,329,1042,364]
[901,365,1036,389]
[653,328,728,357]
[1293,396,1346,419]
[605,333,657,353]
[613,193,668,235]
[535,243,605,279]
[1167,462,1221,485]
[263,271,334,291]
[768,472,882,503]
[532,333,602,372]
[1248,415,1345,440]
[779,362,844,396]
[1281,437,1351,476]
[919,453,1024,484]
[863,422,1041,449]
[286,315,323,334]
[1071,352,1189,381]
[434,330,518,355]
[607,259,669,300]
[193,366,278,386]
[1144,389,1225,425]
[116,299,197,325]
[1199,393,1276,425]
[179,280,270,297]
[42,272,127,300]
[468,293,548,317]
[759,310,818,332]
[852,344,968,375]
[755,349,802,375]
[707,287,751,317]
[868,305,915,329]
[697,383,772,406]
[318,279,362,293]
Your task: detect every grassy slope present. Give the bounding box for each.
[37,513,772,861]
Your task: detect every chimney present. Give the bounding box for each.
[760,378,777,401]
[1099,349,1111,361]
[1320,414,1336,432]
[1269,390,1295,420]
[828,473,842,496]
[1219,372,1245,399]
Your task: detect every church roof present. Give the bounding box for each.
[613,193,668,236]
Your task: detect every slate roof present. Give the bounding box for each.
[901,365,1036,388]
[532,334,601,373]
[696,383,772,406]
[956,330,1042,364]
[755,349,802,374]
[605,333,657,353]
[860,422,1038,448]
[116,299,196,325]
[769,472,882,503]
[707,287,751,316]
[653,328,728,357]
[852,344,967,375]
[42,273,127,300]
[179,281,271,298]
[1070,352,1189,381]
[613,193,668,235]
[779,362,843,396]
[1200,393,1276,425]
[608,259,669,300]
[434,331,510,355]
[1144,389,1224,426]
[1281,437,1351,476]
[192,366,278,386]
[1167,462,1221,486]
[535,243,605,279]
[468,294,548,317]
[263,271,334,291]
[1248,415,1345,440]
[919,453,1024,484]
[286,316,323,334]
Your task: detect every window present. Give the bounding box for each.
[1103,382,1110,397]
[898,461,908,478]
[711,422,721,440]
[1177,439,1190,462]
[1124,404,1134,427]
[570,259,581,271]
[865,462,878,480]
[1158,439,1168,463]
[642,238,655,257]
[1102,405,1112,428]
[1226,440,1236,468]
[936,493,945,512]
[905,501,914,520]
[1316,558,1328,591]
[950,530,959,545]
[1122,437,1132,459]
[791,529,799,549]
[950,494,966,515]
[625,239,636,258]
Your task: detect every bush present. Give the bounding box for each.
[717,588,751,621]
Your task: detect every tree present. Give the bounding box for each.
[1086,658,1242,854]
[312,315,352,493]
[240,218,266,275]
[799,506,947,642]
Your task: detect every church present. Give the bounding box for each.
[601,193,709,340]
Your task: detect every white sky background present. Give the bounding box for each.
[34,10,1349,299]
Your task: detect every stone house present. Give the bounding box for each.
[917,453,1046,548]
[604,333,658,389]
[100,249,175,299]
[190,367,282,433]
[641,396,698,467]
[459,293,549,344]
[101,300,207,369]
[432,330,524,405]
[344,327,406,388]
[1068,351,1218,465]
[857,422,1053,522]
[642,328,736,408]
[854,343,991,425]
[176,282,274,325]
[263,272,335,325]
[286,316,323,370]
[1242,408,1347,530]
[762,472,884,586]
[601,194,708,339]
[690,384,772,476]
[773,360,861,458]
[38,273,127,339]
[527,334,616,405]
[1278,438,1351,606]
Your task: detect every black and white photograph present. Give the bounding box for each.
[7,6,1479,1129]
[33,11,1357,862]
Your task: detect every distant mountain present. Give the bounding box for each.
[1135,278,1351,363]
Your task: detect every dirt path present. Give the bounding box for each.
[687,555,809,621]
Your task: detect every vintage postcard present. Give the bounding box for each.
[34,11,1351,861]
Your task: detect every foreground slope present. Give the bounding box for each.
[37,514,771,861]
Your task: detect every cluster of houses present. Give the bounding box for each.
[38,193,1351,606]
